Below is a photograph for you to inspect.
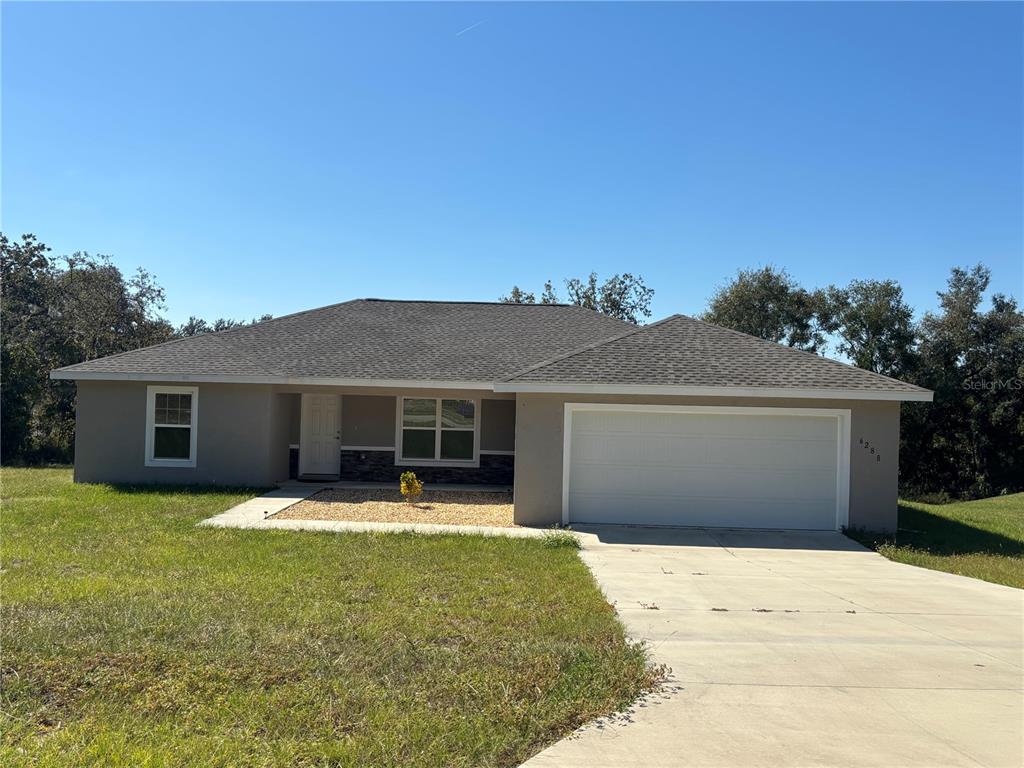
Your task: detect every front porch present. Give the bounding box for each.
[278,388,516,487]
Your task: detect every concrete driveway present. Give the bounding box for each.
[524,527,1023,768]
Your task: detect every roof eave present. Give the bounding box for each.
[492,381,934,402]
[50,370,935,402]
[49,370,496,390]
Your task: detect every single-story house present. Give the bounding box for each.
[52,299,932,532]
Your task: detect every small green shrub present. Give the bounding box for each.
[399,470,423,505]
[542,528,581,549]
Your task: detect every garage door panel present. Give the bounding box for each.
[567,492,836,529]
[573,434,705,465]
[571,462,836,502]
[568,408,842,530]
[704,437,836,470]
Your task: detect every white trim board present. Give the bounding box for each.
[50,370,495,390]
[496,381,931,402]
[50,370,930,402]
[560,403,852,531]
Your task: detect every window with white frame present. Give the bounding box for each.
[400,397,476,463]
[145,386,198,467]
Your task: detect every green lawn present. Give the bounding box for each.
[0,468,656,767]
[847,493,1024,589]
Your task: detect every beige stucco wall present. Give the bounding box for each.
[73,380,290,486]
[480,399,516,452]
[341,395,396,446]
[513,392,901,532]
[73,382,518,486]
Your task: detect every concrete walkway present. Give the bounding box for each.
[198,486,548,539]
[526,526,1024,768]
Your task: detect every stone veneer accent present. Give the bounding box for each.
[338,449,514,485]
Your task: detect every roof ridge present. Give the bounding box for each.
[685,315,931,391]
[500,314,682,382]
[362,299,636,316]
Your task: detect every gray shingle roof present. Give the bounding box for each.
[500,314,930,396]
[52,299,632,382]
[53,302,929,399]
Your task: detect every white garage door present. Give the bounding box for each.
[566,406,848,530]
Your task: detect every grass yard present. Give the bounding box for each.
[0,469,656,767]
[847,493,1024,589]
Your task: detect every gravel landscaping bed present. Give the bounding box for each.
[274,488,516,527]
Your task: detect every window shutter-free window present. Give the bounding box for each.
[145,386,198,467]
[399,397,476,463]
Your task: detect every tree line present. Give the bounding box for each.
[3,233,1020,501]
[1,233,271,463]
[702,266,1022,500]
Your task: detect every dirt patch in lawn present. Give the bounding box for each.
[273,488,516,527]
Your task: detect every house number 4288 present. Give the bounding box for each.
[859,437,882,463]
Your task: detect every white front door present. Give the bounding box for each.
[299,394,341,476]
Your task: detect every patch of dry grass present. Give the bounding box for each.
[275,488,516,527]
[2,469,654,767]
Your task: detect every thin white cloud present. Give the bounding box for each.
[455,20,485,37]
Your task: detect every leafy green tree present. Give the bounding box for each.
[177,316,213,336]
[0,234,232,461]
[563,273,599,310]
[820,279,917,378]
[901,266,1024,498]
[498,286,536,305]
[1,236,177,462]
[703,266,826,352]
[539,280,559,305]
[501,273,654,323]
[594,273,655,324]
[176,314,272,337]
[1,234,54,462]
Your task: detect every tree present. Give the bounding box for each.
[177,316,213,337]
[0,232,272,464]
[500,272,654,323]
[539,280,559,305]
[176,314,272,337]
[703,266,826,352]
[595,273,654,324]
[900,265,1024,499]
[1,234,54,462]
[498,286,536,305]
[1,236,177,461]
[820,279,916,378]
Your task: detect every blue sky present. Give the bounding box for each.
[3,1,1021,327]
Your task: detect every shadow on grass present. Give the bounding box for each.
[848,503,1024,557]
[99,482,272,496]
